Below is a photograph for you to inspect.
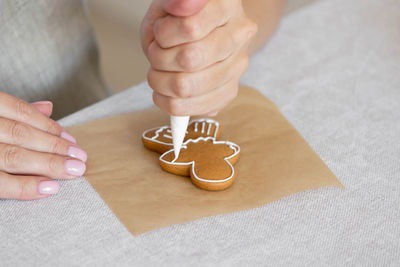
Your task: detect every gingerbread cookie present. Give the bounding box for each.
[142,119,240,191]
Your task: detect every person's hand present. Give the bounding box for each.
[141,0,257,116]
[0,93,87,200]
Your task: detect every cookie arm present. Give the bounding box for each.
[159,149,192,177]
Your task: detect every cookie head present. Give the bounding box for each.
[159,137,240,191]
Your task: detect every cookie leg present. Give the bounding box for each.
[190,169,236,191]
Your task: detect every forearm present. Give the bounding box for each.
[243,0,285,53]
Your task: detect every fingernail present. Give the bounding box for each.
[38,181,59,195]
[67,146,88,162]
[32,101,52,106]
[31,101,53,116]
[65,159,86,176]
[61,131,77,144]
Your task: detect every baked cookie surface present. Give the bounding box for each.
[142,119,240,191]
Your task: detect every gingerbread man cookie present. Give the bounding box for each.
[142,119,240,191]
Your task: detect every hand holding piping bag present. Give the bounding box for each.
[141,0,259,156]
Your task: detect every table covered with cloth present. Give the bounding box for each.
[1,0,399,265]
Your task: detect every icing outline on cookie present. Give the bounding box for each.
[159,136,240,183]
[142,126,174,146]
[141,119,220,147]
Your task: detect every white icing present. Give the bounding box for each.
[159,136,240,183]
[206,123,212,135]
[142,126,172,146]
[142,119,220,147]
[194,122,198,132]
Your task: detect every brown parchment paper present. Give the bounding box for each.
[67,86,343,235]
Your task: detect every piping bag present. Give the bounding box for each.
[170,116,190,158]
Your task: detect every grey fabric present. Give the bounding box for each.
[285,0,319,14]
[0,0,109,119]
[1,0,400,265]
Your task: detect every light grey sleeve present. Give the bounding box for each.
[0,0,110,119]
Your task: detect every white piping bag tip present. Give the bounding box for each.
[171,116,190,159]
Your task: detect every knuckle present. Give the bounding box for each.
[18,179,31,200]
[51,138,67,154]
[147,69,157,89]
[182,18,200,40]
[178,47,202,71]
[47,155,60,175]
[242,16,257,29]
[240,55,250,71]
[9,121,29,144]
[173,74,192,98]
[15,99,32,120]
[2,145,20,171]
[230,84,239,100]
[244,18,257,32]
[236,19,258,45]
[249,20,258,34]
[152,92,159,107]
[154,20,169,48]
[153,19,163,38]
[46,120,61,135]
[147,43,162,67]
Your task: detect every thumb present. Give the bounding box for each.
[163,0,208,17]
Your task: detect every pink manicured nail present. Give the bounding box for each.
[61,131,76,144]
[68,146,87,162]
[32,100,52,106]
[38,181,59,195]
[65,159,86,176]
[31,101,53,116]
